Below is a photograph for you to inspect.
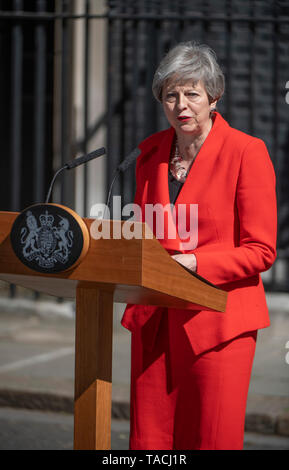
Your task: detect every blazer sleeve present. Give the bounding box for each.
[193,139,277,285]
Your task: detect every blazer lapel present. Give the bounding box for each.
[143,113,230,252]
[145,127,184,250]
[146,126,174,205]
[175,112,230,205]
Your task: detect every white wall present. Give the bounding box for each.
[72,0,107,217]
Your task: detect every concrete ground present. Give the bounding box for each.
[0,407,288,450]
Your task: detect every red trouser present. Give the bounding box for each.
[129,310,257,450]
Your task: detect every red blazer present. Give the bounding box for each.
[121,112,277,355]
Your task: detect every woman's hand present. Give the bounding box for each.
[171,253,197,272]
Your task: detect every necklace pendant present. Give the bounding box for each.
[175,167,187,182]
[170,137,188,183]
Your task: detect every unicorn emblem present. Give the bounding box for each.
[54,216,74,258]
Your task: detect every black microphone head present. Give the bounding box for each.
[117,148,141,172]
[65,147,106,170]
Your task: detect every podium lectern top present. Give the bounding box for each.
[0,212,227,312]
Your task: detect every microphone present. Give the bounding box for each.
[65,147,106,169]
[104,147,141,219]
[117,147,141,172]
[45,147,106,203]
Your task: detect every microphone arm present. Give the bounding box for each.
[104,170,120,219]
[104,147,141,219]
[45,147,106,203]
[45,167,66,204]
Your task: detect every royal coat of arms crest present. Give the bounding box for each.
[20,210,74,268]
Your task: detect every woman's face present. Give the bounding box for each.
[161,78,217,137]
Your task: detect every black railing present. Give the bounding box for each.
[0,0,56,212]
[0,0,289,292]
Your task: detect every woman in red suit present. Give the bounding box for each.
[121,42,277,450]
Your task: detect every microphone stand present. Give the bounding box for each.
[45,166,67,204]
[45,147,106,204]
[104,147,141,220]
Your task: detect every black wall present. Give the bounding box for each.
[106,0,289,242]
[0,0,55,211]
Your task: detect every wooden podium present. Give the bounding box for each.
[0,211,227,450]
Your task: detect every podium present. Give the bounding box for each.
[0,211,227,450]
